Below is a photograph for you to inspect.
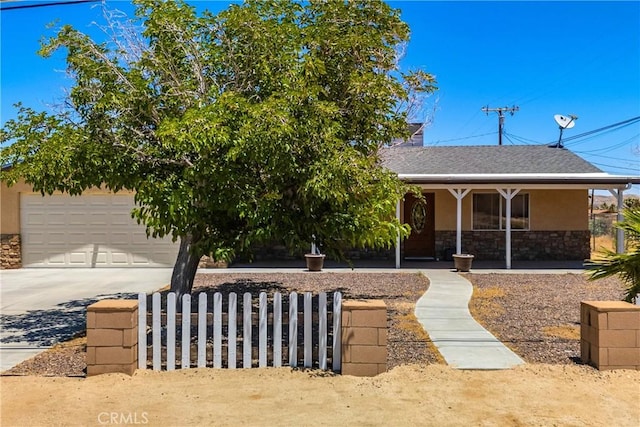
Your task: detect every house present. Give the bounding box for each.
[2,144,639,269]
[382,145,640,268]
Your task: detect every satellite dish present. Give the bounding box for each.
[554,114,577,129]
[551,114,578,148]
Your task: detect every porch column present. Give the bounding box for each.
[609,188,625,253]
[447,188,471,254]
[395,199,401,269]
[497,188,521,270]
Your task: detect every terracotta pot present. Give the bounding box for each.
[305,254,325,271]
[452,254,474,272]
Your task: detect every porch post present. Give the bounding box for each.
[609,188,625,253]
[497,188,520,270]
[395,199,401,269]
[447,189,471,254]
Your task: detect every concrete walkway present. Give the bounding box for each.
[1,268,172,372]
[416,270,525,370]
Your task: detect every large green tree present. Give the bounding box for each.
[1,0,436,302]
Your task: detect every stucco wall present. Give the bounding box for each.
[1,180,32,235]
[424,188,589,232]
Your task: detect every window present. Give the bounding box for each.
[473,193,529,230]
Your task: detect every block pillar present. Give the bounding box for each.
[86,300,139,376]
[341,300,387,376]
[581,301,640,370]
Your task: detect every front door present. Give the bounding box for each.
[403,193,435,259]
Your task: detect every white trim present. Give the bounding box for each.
[447,188,470,254]
[609,188,626,253]
[497,189,521,270]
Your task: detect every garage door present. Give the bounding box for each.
[21,194,179,267]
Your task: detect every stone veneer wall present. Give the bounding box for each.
[435,230,591,261]
[0,234,21,269]
[238,244,394,263]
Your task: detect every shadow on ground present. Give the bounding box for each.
[0,293,138,347]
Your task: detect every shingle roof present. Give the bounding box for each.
[380,145,603,175]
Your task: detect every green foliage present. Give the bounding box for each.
[1,0,435,271]
[587,208,640,303]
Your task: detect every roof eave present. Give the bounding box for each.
[397,173,640,188]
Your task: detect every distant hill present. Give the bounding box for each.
[592,193,640,209]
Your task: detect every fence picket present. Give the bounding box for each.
[140,290,343,373]
[319,292,327,370]
[228,293,237,369]
[273,292,282,367]
[289,292,298,367]
[152,292,161,371]
[259,292,267,367]
[167,293,176,371]
[181,294,191,368]
[197,293,207,368]
[333,292,342,372]
[243,292,252,368]
[304,292,312,368]
[138,293,147,370]
[213,292,222,368]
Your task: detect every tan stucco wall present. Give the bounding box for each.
[1,179,130,235]
[1,180,32,235]
[529,189,588,230]
[413,188,589,231]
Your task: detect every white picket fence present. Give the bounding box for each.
[138,291,342,372]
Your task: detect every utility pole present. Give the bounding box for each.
[482,105,519,145]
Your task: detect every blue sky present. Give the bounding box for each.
[1,1,639,195]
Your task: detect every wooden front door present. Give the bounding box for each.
[403,193,435,259]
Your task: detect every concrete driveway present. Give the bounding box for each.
[0,268,172,372]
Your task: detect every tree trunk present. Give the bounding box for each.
[170,234,201,310]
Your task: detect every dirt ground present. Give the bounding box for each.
[1,364,639,426]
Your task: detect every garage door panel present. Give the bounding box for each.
[21,194,178,267]
[48,212,67,226]
[24,212,46,226]
[46,231,69,245]
[67,232,89,245]
[67,212,86,226]
[46,253,67,265]
[69,251,90,265]
[88,213,110,226]
[88,232,109,244]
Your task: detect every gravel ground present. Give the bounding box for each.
[467,273,625,364]
[2,271,628,376]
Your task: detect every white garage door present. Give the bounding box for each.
[21,194,179,267]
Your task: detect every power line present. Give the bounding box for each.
[588,161,640,173]
[0,0,99,11]
[556,116,640,147]
[428,131,496,146]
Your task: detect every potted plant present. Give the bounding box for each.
[452,253,474,272]
[305,240,325,271]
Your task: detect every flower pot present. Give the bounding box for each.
[305,254,325,271]
[452,254,474,272]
